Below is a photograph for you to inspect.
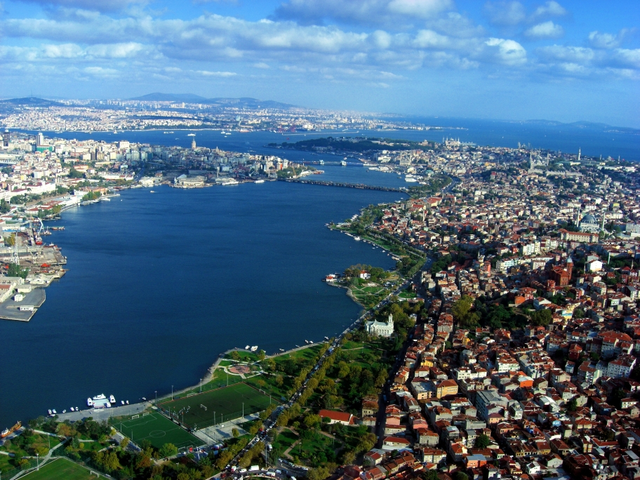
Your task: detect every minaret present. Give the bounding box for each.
[578,148,581,162]
[191,137,196,150]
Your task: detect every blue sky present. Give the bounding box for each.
[1,0,638,127]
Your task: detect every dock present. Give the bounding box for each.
[0,288,46,322]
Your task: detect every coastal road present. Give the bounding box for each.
[53,402,152,424]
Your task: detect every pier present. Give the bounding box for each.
[281,178,407,193]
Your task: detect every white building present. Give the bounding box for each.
[365,313,394,338]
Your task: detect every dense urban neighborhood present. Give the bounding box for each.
[2,112,640,480]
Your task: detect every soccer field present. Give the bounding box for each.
[112,411,204,450]
[21,458,101,480]
[159,382,274,429]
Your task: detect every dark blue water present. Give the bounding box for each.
[41,117,639,161]
[0,173,405,427]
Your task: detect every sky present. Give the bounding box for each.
[0,0,639,127]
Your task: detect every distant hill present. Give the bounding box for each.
[129,93,296,109]
[129,93,209,102]
[525,119,639,134]
[0,97,63,107]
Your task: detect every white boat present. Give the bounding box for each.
[150,190,155,193]
[109,395,116,404]
[87,397,93,407]
[250,345,258,352]
[52,409,57,415]
[405,175,418,183]
[126,400,129,405]
[341,160,347,166]
[187,133,196,136]
[47,409,52,416]
[255,180,265,184]
[245,345,250,350]
[62,410,66,414]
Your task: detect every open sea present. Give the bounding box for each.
[1,118,637,427]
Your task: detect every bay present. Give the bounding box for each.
[41,116,639,162]
[0,172,405,428]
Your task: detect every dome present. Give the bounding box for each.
[581,214,597,225]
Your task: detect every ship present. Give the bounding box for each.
[254,180,265,184]
[1,421,21,438]
[87,393,116,408]
[187,133,196,136]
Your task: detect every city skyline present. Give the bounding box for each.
[1,0,639,127]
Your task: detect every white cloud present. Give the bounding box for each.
[537,45,594,65]
[588,29,635,50]
[386,0,453,18]
[14,0,147,13]
[197,70,237,77]
[273,0,454,28]
[531,1,567,20]
[483,38,527,66]
[524,21,564,40]
[483,1,526,26]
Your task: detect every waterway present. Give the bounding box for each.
[0,167,405,428]
[41,117,639,162]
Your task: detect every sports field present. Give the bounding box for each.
[159,382,273,429]
[21,457,102,480]
[112,411,204,450]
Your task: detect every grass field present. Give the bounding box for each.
[159,382,274,429]
[111,411,204,450]
[20,457,100,480]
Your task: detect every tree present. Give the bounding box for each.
[158,443,178,458]
[7,263,29,279]
[0,199,10,214]
[232,428,239,438]
[452,472,469,480]
[68,167,84,178]
[422,471,439,480]
[476,433,491,449]
[229,350,240,361]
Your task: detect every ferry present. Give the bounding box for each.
[87,393,115,408]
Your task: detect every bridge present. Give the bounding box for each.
[281,178,407,193]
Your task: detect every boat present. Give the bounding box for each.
[62,410,66,414]
[405,175,418,183]
[126,400,129,405]
[150,190,155,193]
[341,160,347,166]
[187,133,196,136]
[52,409,57,414]
[109,395,116,404]
[0,422,21,438]
[250,345,258,352]
[47,409,52,416]
[245,345,250,350]
[279,348,285,352]
[87,393,113,408]
[254,180,265,184]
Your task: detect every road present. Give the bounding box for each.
[53,402,152,424]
